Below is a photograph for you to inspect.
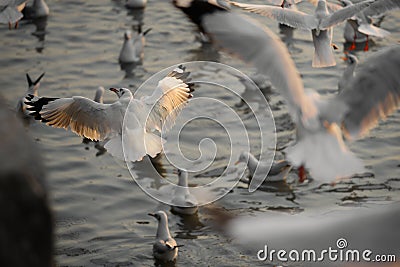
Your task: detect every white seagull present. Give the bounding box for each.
[0,0,26,29]
[119,28,151,64]
[25,65,194,162]
[173,0,400,190]
[171,169,199,215]
[22,0,49,19]
[235,151,292,182]
[230,0,373,67]
[16,72,45,120]
[148,211,180,262]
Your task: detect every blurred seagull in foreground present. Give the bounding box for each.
[119,28,151,64]
[236,151,292,182]
[22,0,49,19]
[230,0,373,67]
[25,65,194,162]
[0,0,26,29]
[148,211,180,262]
[171,169,199,215]
[125,0,147,9]
[16,72,45,120]
[173,0,400,190]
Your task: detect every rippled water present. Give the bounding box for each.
[1,0,399,266]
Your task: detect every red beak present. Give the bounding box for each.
[109,88,119,93]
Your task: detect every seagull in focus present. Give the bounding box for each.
[22,0,49,19]
[25,65,194,162]
[125,0,147,9]
[171,169,199,215]
[230,0,373,67]
[173,0,400,190]
[235,151,292,182]
[16,72,45,120]
[148,211,180,262]
[338,53,358,92]
[119,27,151,64]
[0,0,26,29]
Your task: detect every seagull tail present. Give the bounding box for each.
[105,129,165,162]
[286,123,366,182]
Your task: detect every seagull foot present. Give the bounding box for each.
[298,165,307,183]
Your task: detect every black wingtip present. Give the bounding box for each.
[143,28,152,36]
[24,96,59,122]
[26,73,33,87]
[34,72,45,85]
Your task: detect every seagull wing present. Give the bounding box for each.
[328,46,400,139]
[142,65,194,132]
[363,0,400,18]
[25,95,122,141]
[231,2,318,29]
[177,3,318,124]
[320,0,373,29]
[0,5,23,24]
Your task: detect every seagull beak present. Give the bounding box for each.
[148,213,156,217]
[172,169,178,175]
[234,161,240,165]
[341,56,348,61]
[109,87,119,93]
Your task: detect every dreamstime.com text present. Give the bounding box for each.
[257,238,396,263]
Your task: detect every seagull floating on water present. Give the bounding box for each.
[230,0,373,67]
[236,151,292,182]
[171,169,199,215]
[148,211,180,262]
[22,0,49,19]
[119,28,151,64]
[16,72,45,120]
[173,0,400,190]
[25,65,194,162]
[0,0,26,29]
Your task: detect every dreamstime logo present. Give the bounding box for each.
[257,238,396,263]
[122,61,276,206]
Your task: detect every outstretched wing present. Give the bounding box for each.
[142,65,194,132]
[331,45,400,139]
[231,1,318,29]
[25,95,122,141]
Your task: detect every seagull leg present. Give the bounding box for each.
[349,32,357,51]
[363,36,369,51]
[8,22,12,30]
[14,21,19,29]
[298,165,307,183]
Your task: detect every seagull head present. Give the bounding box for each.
[124,30,132,40]
[342,53,359,65]
[148,211,169,231]
[109,87,132,99]
[235,151,248,165]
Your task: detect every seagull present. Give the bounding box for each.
[230,0,373,67]
[25,65,194,162]
[0,0,26,29]
[235,151,292,182]
[16,72,45,120]
[22,0,49,19]
[119,27,151,64]
[148,211,180,262]
[173,0,400,190]
[338,53,358,92]
[340,0,399,51]
[171,169,199,215]
[125,0,147,9]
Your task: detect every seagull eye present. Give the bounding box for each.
[121,91,125,95]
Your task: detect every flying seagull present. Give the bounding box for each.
[173,0,400,190]
[25,65,194,162]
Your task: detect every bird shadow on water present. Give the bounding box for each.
[31,17,48,53]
